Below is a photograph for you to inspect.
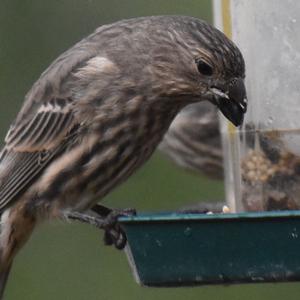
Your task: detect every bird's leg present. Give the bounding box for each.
[65,205,136,250]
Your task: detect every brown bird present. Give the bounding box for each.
[159,103,224,214]
[159,102,223,179]
[0,16,247,297]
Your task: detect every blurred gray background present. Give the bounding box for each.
[0,0,299,299]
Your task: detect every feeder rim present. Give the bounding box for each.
[119,210,300,223]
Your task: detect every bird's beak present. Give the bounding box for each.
[209,78,247,126]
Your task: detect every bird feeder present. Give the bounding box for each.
[220,0,300,212]
[120,0,300,287]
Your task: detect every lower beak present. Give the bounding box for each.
[217,100,245,126]
[210,78,247,127]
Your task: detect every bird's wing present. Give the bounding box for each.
[5,98,75,152]
[0,48,97,212]
[0,29,120,212]
[159,102,223,179]
[0,97,78,212]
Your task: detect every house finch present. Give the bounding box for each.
[159,102,223,179]
[159,102,224,214]
[0,15,247,297]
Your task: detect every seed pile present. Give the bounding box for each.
[241,125,300,211]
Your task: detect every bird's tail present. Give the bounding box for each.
[0,209,14,299]
[0,263,12,299]
[0,206,36,299]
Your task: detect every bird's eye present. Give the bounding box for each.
[196,59,213,76]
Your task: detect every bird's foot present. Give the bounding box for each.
[65,205,136,250]
[97,206,136,249]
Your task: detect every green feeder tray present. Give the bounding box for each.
[119,210,300,287]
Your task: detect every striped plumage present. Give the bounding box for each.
[159,102,223,179]
[0,16,246,297]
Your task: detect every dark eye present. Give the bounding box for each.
[196,59,213,76]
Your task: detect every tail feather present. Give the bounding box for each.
[0,263,12,300]
[0,204,36,299]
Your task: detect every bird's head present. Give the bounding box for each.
[132,16,247,127]
[98,16,247,126]
[190,28,247,127]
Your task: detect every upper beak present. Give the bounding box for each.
[210,78,247,126]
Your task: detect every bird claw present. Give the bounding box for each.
[97,207,136,250]
[66,205,136,250]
